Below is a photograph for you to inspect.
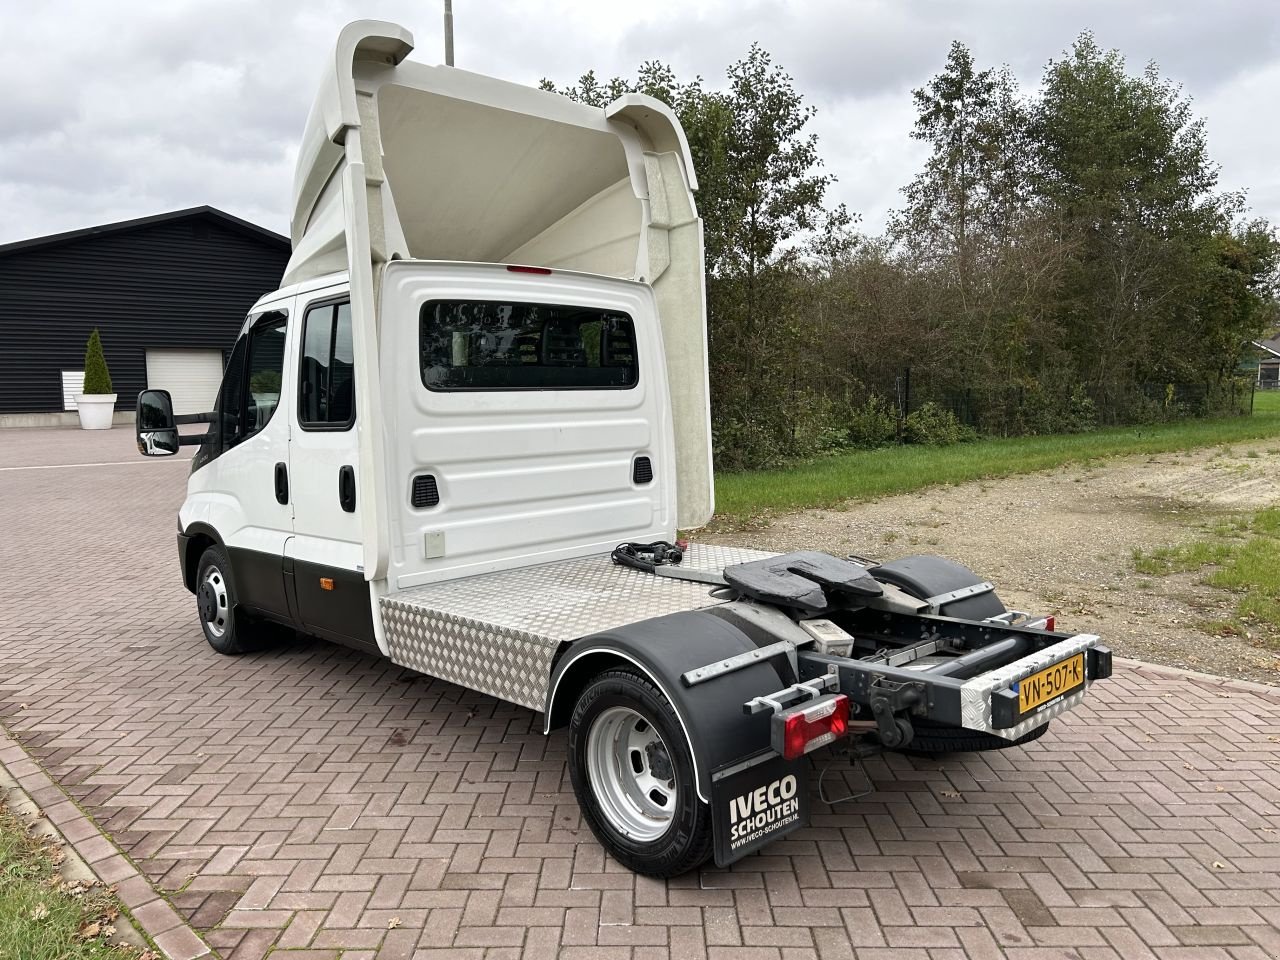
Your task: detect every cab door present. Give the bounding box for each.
[285,292,374,649]
[185,308,293,621]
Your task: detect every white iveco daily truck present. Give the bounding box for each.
[136,20,1111,876]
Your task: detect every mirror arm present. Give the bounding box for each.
[178,435,207,447]
[174,412,216,425]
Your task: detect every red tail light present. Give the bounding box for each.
[780,695,850,760]
[1044,616,1055,632]
[506,264,552,275]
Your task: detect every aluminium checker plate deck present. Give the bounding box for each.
[379,544,775,710]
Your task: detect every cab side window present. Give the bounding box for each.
[299,300,355,429]
[214,311,288,452]
[246,317,287,432]
[215,335,247,452]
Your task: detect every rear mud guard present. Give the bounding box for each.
[544,611,810,865]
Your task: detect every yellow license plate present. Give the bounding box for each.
[1017,654,1085,713]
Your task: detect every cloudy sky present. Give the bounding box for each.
[1,0,1276,245]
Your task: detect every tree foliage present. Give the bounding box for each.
[1030,34,1240,411]
[543,49,852,467]
[82,328,112,396]
[542,33,1279,468]
[834,34,1278,436]
[892,42,1031,271]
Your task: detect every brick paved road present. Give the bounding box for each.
[2,426,1279,959]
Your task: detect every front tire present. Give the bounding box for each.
[194,545,269,655]
[568,668,712,877]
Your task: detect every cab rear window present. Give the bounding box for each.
[420,300,638,391]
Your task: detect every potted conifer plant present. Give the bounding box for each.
[75,328,117,430]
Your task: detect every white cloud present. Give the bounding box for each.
[0,0,1276,242]
[1198,62,1280,223]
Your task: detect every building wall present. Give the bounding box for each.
[0,215,289,414]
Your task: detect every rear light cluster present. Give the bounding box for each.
[773,694,850,760]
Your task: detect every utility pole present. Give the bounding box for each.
[444,0,455,66]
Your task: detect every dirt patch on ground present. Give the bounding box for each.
[706,440,1280,684]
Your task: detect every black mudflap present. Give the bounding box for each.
[711,753,809,866]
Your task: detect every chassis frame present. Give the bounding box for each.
[693,608,1112,757]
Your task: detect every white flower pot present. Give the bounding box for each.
[75,393,117,430]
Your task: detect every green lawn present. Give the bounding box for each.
[713,391,1280,522]
[0,802,144,960]
[1133,507,1280,644]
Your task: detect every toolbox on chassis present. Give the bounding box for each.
[134,20,1112,876]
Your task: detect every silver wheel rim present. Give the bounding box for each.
[585,706,677,842]
[200,567,230,639]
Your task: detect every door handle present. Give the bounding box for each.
[274,461,289,504]
[338,465,356,513]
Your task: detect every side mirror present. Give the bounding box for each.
[136,389,179,457]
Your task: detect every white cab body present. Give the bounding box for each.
[379,262,676,591]
[175,19,715,663]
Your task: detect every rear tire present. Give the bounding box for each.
[194,545,271,655]
[568,668,712,878]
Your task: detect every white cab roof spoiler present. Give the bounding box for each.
[285,20,715,532]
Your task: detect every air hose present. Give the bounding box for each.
[611,540,728,586]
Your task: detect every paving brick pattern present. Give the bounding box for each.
[2,427,1279,959]
[0,727,212,959]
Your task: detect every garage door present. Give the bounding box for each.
[145,349,225,415]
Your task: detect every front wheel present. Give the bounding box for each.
[194,545,270,655]
[568,668,712,877]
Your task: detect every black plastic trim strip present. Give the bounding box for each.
[226,545,292,623]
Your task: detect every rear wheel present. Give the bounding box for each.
[195,545,271,655]
[568,668,712,877]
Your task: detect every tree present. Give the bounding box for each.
[886,43,1066,434]
[1191,222,1280,383]
[892,43,1031,283]
[542,32,1279,462]
[716,46,848,280]
[1033,35,1220,231]
[541,50,848,283]
[82,328,112,395]
[538,69,636,108]
[1032,33,1237,414]
[543,47,851,466]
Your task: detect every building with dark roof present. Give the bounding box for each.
[0,206,290,424]
[1254,336,1280,390]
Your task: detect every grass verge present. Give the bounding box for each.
[713,391,1280,523]
[0,800,148,960]
[1132,506,1280,647]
